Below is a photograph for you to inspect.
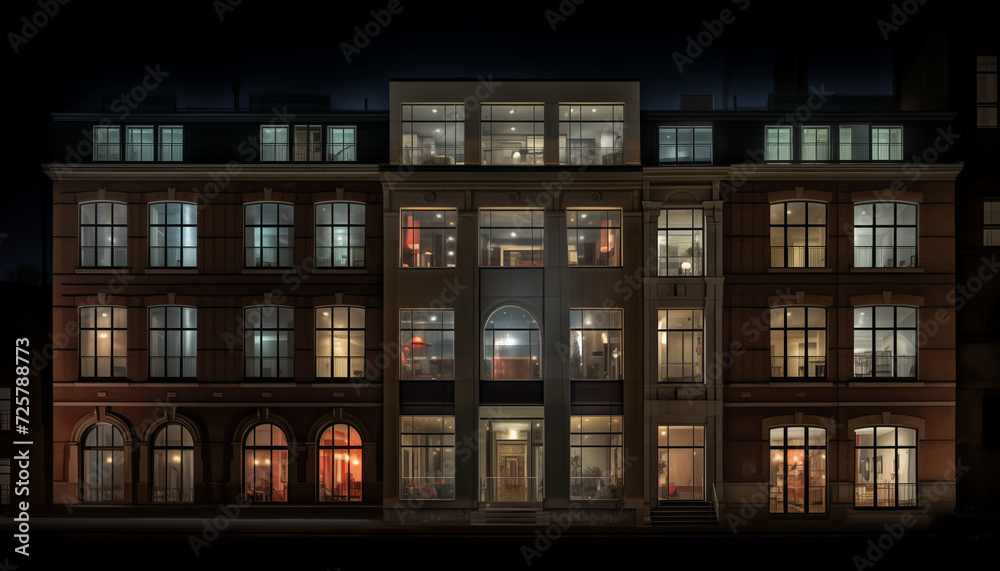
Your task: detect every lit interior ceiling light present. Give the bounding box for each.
[592,108,597,113]
[431,108,438,113]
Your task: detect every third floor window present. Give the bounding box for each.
[245,203,294,268]
[126,126,154,161]
[800,127,830,161]
[80,201,127,268]
[559,104,624,165]
[658,127,712,164]
[765,126,792,161]
[401,104,465,165]
[853,202,917,268]
[316,202,365,268]
[770,201,826,268]
[658,209,703,276]
[481,104,545,165]
[149,202,197,268]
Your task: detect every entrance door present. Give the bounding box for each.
[496,443,526,502]
[657,426,705,501]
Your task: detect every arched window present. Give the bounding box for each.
[769,426,826,513]
[483,306,540,380]
[152,424,194,503]
[243,423,288,502]
[318,423,362,502]
[854,426,917,508]
[81,422,125,502]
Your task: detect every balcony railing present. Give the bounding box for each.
[326,144,356,162]
[80,246,127,268]
[770,246,826,268]
[245,247,293,268]
[149,246,196,268]
[800,142,831,161]
[149,356,197,378]
[82,483,124,502]
[80,356,127,378]
[94,143,121,161]
[559,147,623,165]
[771,356,827,378]
[662,255,704,276]
[125,143,155,162]
[159,143,183,161]
[316,356,366,379]
[260,143,288,162]
[152,486,193,503]
[764,143,792,162]
[293,144,323,162]
[401,477,455,500]
[853,354,916,378]
[658,143,712,163]
[245,356,294,378]
[854,246,917,268]
[659,363,701,382]
[401,147,462,165]
[481,476,543,503]
[855,483,917,507]
[316,246,365,268]
[570,476,620,500]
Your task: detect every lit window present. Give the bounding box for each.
[570,416,623,500]
[657,426,705,501]
[839,125,870,161]
[148,306,197,378]
[244,203,294,268]
[158,126,183,161]
[800,126,830,161]
[243,423,288,502]
[401,104,465,165]
[569,309,622,380]
[400,415,455,500]
[293,125,321,161]
[765,126,792,161]
[79,306,126,378]
[400,209,457,268]
[327,126,356,162]
[854,426,917,508]
[152,424,194,503]
[853,202,917,268]
[315,306,365,379]
[479,411,544,502]
[149,202,197,268]
[770,307,826,378]
[871,127,903,160]
[483,305,540,380]
[80,201,127,268]
[978,56,997,128]
[658,127,712,163]
[316,202,365,268]
[658,209,703,276]
[984,199,1000,245]
[125,126,154,161]
[0,390,9,431]
[853,306,917,378]
[318,423,362,502]
[244,306,294,378]
[400,310,454,380]
[481,104,544,165]
[657,309,703,382]
[93,125,121,161]
[559,104,624,165]
[479,209,544,267]
[770,201,827,268]
[770,426,826,513]
[260,125,288,161]
[567,209,621,266]
[81,423,125,502]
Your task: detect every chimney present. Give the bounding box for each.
[232,76,241,111]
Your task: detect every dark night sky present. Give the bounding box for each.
[0,0,962,279]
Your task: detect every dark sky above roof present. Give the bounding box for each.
[0,0,964,276]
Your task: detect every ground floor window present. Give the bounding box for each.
[657,426,704,501]
[769,426,826,513]
[854,426,917,508]
[400,416,455,500]
[243,423,288,502]
[318,423,362,502]
[570,415,622,499]
[480,408,543,503]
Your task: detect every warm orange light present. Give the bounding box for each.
[404,216,420,250]
[410,336,427,349]
[600,220,615,253]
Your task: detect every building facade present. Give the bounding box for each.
[42,79,964,528]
